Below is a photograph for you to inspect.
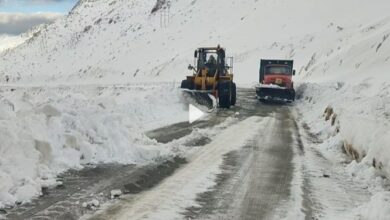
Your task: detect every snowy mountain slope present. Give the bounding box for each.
[0,35,28,53]
[0,19,55,53]
[1,0,389,85]
[0,0,390,211]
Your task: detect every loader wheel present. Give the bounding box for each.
[181,79,193,90]
[218,81,232,108]
[231,83,237,106]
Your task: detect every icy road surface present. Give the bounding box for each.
[85,89,372,220]
[5,89,373,220]
[87,89,297,220]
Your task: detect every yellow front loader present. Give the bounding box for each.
[181,46,236,108]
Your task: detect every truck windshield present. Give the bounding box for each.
[265,66,292,75]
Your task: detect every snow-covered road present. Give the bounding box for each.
[91,116,269,220]
[86,89,377,220]
[3,89,385,220]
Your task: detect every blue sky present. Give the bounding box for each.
[0,0,78,35]
[0,0,78,13]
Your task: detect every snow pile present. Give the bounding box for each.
[0,83,187,208]
[110,189,122,199]
[346,160,389,192]
[82,199,100,210]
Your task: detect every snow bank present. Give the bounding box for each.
[0,83,187,207]
[297,79,390,175]
[297,81,390,217]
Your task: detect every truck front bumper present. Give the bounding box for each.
[255,86,295,102]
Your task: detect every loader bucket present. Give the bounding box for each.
[181,90,215,109]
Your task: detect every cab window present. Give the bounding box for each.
[265,66,292,75]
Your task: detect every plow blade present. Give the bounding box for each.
[256,87,295,102]
[181,90,215,109]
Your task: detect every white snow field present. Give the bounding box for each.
[1,0,390,216]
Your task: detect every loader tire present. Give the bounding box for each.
[181,79,193,90]
[231,83,237,106]
[218,81,232,108]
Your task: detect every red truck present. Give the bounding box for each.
[255,59,296,102]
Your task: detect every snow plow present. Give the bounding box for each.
[255,59,296,102]
[181,46,236,108]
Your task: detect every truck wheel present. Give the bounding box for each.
[181,79,193,90]
[289,89,296,102]
[218,81,232,108]
[231,83,236,106]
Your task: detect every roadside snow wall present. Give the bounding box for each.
[0,83,187,208]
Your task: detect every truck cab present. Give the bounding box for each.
[256,59,296,102]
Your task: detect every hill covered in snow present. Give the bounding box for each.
[0,0,390,215]
[1,0,388,85]
[0,35,28,53]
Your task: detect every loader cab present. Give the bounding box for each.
[192,47,233,77]
[182,45,236,108]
